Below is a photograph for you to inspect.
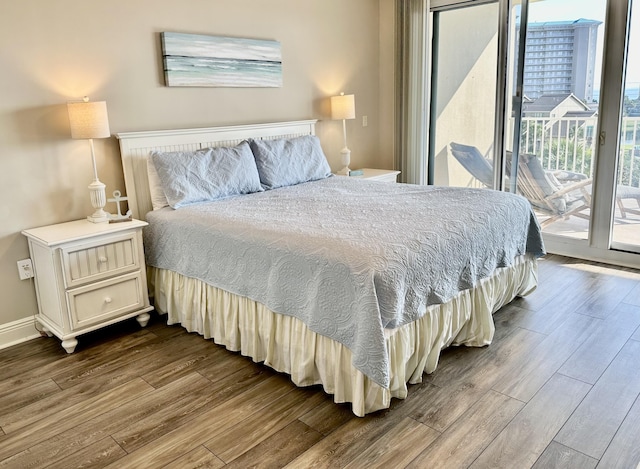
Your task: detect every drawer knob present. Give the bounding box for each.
[104,297,112,304]
[98,256,108,263]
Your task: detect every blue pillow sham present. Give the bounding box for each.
[249,135,332,190]
[150,141,263,209]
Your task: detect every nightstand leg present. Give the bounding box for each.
[41,326,54,337]
[136,312,151,327]
[61,338,78,354]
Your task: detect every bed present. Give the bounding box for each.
[116,120,545,416]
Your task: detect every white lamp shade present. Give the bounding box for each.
[67,100,110,139]
[331,94,356,120]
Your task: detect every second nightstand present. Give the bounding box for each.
[22,219,153,353]
[341,168,401,183]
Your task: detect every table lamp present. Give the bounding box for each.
[331,92,356,175]
[67,97,111,223]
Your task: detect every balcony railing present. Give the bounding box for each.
[518,115,640,188]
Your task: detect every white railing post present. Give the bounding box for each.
[630,118,638,187]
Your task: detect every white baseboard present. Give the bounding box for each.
[0,317,41,351]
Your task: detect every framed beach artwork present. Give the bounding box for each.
[161,32,283,87]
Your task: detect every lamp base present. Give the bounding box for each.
[87,212,109,224]
[337,147,351,176]
[87,180,109,224]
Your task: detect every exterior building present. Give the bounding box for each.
[518,19,601,102]
[521,93,595,118]
[521,93,598,144]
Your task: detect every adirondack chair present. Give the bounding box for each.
[616,185,640,218]
[449,142,494,188]
[514,153,592,227]
[450,141,640,225]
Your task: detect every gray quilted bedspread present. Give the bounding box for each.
[144,176,545,387]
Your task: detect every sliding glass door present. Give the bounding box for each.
[611,0,640,253]
[428,2,500,189]
[427,0,640,267]
[505,0,607,241]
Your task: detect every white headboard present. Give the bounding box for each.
[116,119,317,220]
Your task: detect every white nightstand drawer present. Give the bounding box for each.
[61,232,140,288]
[67,272,146,329]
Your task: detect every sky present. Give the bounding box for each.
[524,0,640,90]
[527,0,605,23]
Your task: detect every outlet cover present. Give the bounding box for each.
[17,259,34,280]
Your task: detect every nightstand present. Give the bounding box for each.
[22,219,153,353]
[342,168,401,183]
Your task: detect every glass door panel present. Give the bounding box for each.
[612,1,640,253]
[506,0,607,240]
[429,2,500,188]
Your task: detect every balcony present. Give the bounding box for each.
[518,115,640,243]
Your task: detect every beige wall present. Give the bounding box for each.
[0,0,396,340]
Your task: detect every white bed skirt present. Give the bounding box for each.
[149,255,538,416]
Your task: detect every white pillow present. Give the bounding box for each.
[147,154,169,210]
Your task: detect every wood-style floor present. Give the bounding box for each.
[1,254,640,468]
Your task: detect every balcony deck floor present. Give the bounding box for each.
[536,202,640,248]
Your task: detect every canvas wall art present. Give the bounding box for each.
[161,32,282,87]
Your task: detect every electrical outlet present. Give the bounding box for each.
[362,115,368,127]
[17,259,34,280]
